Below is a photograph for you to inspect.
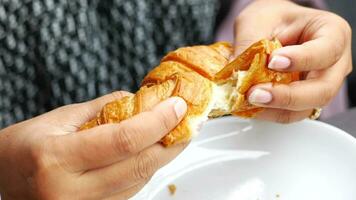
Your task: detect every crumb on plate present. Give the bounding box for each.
[168,184,176,195]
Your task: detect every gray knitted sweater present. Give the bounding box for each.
[0,0,222,127]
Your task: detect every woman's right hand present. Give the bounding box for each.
[0,91,187,200]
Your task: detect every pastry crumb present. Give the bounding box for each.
[168,184,177,195]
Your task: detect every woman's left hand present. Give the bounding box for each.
[234,0,352,123]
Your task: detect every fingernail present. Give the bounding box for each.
[248,89,272,104]
[268,55,291,69]
[172,97,187,119]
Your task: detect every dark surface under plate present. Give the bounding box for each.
[322,108,356,138]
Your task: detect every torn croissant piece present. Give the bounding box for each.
[79,39,299,146]
[215,39,300,117]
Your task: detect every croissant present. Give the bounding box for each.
[79,39,299,146]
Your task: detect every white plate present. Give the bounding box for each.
[131,117,356,200]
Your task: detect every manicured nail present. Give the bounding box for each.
[248,89,272,104]
[172,97,187,119]
[268,55,291,69]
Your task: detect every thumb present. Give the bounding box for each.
[54,97,188,172]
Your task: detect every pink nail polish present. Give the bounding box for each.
[173,98,187,118]
[268,55,291,69]
[248,89,272,104]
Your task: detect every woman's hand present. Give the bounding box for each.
[234,0,352,123]
[0,91,187,200]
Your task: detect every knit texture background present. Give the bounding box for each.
[0,0,221,127]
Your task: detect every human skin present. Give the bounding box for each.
[0,0,352,199]
[233,0,352,123]
[0,91,187,199]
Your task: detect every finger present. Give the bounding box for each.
[234,26,273,60]
[53,97,187,172]
[233,17,276,58]
[44,91,132,128]
[255,108,313,124]
[80,143,187,199]
[232,1,298,58]
[248,52,349,111]
[268,37,344,72]
[247,80,332,111]
[103,181,147,200]
[269,12,351,72]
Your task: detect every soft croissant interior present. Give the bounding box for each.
[79,39,299,146]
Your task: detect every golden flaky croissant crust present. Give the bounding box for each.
[79,39,299,146]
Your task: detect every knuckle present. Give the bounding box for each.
[330,13,352,49]
[331,41,344,65]
[29,140,51,173]
[347,64,353,75]
[275,110,294,124]
[278,87,296,108]
[318,84,334,106]
[27,142,61,199]
[346,56,353,75]
[153,111,174,132]
[114,125,139,155]
[341,20,352,39]
[26,139,78,200]
[300,46,313,69]
[334,14,352,37]
[340,20,352,56]
[344,21,352,37]
[133,151,159,180]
